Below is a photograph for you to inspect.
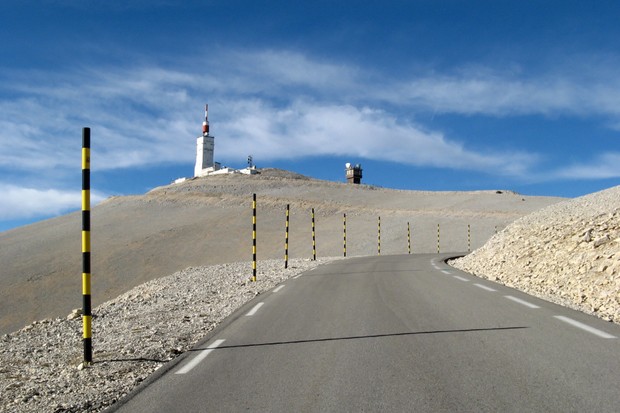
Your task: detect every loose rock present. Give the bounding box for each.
[452,185,620,324]
[0,257,337,412]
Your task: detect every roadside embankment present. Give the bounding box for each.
[451,186,620,324]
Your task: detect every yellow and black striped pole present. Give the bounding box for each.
[437,223,440,253]
[343,213,347,257]
[407,222,411,254]
[377,216,381,255]
[252,194,257,282]
[81,127,92,364]
[311,208,316,260]
[468,224,471,252]
[284,204,289,269]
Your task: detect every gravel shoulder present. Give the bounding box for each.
[0,257,338,413]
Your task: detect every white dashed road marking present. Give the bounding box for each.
[175,339,226,375]
[504,295,540,309]
[246,302,265,316]
[453,275,469,282]
[441,270,451,275]
[474,283,497,292]
[273,285,285,293]
[554,316,617,339]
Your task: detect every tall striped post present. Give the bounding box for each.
[468,224,471,252]
[284,204,289,269]
[252,194,257,282]
[377,216,381,255]
[343,213,347,258]
[407,222,411,254]
[311,208,316,261]
[81,127,92,365]
[437,223,440,254]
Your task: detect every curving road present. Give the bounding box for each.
[111,254,620,412]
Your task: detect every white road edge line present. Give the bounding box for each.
[293,274,302,279]
[453,275,469,282]
[554,316,617,339]
[246,302,265,316]
[273,285,285,293]
[474,283,497,292]
[441,270,451,275]
[175,339,226,375]
[504,295,540,309]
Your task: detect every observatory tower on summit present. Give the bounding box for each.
[194,104,221,177]
[192,104,257,178]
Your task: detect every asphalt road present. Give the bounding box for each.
[111,254,620,412]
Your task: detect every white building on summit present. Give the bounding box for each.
[193,104,257,178]
[194,104,221,177]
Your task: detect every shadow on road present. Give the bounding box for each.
[190,326,528,351]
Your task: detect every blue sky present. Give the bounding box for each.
[1,0,620,232]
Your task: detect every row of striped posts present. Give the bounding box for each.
[256,200,481,275]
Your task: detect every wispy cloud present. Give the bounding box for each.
[553,152,620,180]
[0,184,106,220]
[377,65,620,118]
[217,99,537,176]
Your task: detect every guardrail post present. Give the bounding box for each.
[81,127,92,365]
[407,222,411,254]
[252,194,257,281]
[311,208,316,260]
[343,213,347,258]
[284,204,289,269]
[377,216,381,255]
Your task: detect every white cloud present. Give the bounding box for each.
[0,67,199,172]
[0,184,107,220]
[217,100,538,176]
[377,67,620,118]
[223,50,360,93]
[553,152,620,180]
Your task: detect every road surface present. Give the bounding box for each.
[111,254,620,412]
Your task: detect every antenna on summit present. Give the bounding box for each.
[202,104,209,136]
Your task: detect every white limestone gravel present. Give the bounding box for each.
[0,257,337,413]
[451,185,620,324]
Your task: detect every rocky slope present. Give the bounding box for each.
[452,185,620,324]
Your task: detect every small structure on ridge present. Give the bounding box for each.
[345,163,363,184]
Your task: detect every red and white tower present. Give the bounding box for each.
[194,104,217,177]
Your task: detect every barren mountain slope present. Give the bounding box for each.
[452,185,620,323]
[0,169,562,334]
